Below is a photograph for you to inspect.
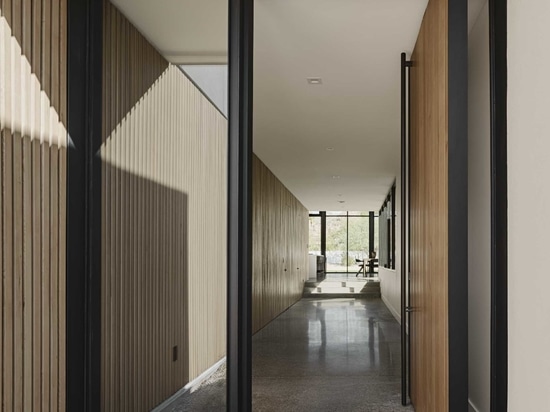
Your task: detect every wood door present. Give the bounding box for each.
[408,0,468,410]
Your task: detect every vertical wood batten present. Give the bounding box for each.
[0,0,67,409]
[101,1,227,409]
[251,155,309,334]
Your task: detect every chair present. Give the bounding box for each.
[355,258,367,277]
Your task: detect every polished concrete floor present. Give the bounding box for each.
[162,297,413,411]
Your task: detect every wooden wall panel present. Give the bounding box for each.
[409,0,449,410]
[101,2,227,410]
[252,155,309,334]
[0,0,67,410]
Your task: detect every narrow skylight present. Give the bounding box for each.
[180,65,228,117]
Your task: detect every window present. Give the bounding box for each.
[309,211,379,273]
[308,215,321,254]
[378,183,396,269]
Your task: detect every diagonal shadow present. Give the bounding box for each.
[101,163,190,410]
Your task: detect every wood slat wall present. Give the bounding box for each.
[252,155,309,333]
[0,1,67,411]
[101,2,227,410]
[409,0,449,410]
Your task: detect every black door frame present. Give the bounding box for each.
[400,52,411,406]
[447,0,469,408]
[489,0,508,410]
[63,0,508,410]
[66,0,103,410]
[227,0,254,411]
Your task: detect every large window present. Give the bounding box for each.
[308,211,379,273]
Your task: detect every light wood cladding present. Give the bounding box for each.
[102,1,168,143]
[252,155,309,333]
[101,2,227,410]
[0,0,67,411]
[409,0,449,411]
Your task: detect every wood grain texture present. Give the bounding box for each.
[101,2,227,410]
[0,0,67,410]
[252,155,309,333]
[409,0,449,411]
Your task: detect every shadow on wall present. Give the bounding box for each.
[101,163,190,411]
[102,0,169,142]
[1,2,67,121]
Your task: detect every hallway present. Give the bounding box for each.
[166,298,413,411]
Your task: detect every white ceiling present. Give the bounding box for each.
[111,0,228,63]
[109,0,487,212]
[253,0,428,211]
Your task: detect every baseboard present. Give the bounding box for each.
[381,294,401,324]
[151,356,226,411]
[468,398,481,412]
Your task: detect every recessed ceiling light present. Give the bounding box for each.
[332,175,340,179]
[326,147,334,151]
[338,200,346,204]
[307,77,322,85]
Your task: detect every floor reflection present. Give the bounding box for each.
[162,297,413,411]
[252,297,413,411]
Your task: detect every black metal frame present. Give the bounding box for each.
[66,0,103,410]
[407,52,411,400]
[391,184,396,269]
[448,0,469,409]
[369,211,375,256]
[489,0,508,410]
[320,211,327,257]
[227,0,254,410]
[400,52,412,406]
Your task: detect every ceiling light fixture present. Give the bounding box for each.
[338,200,346,204]
[307,77,322,85]
[332,175,340,179]
[326,147,334,151]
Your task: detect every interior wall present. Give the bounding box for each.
[409,0,450,409]
[467,3,490,412]
[252,155,309,333]
[508,0,550,410]
[0,1,67,410]
[101,2,227,410]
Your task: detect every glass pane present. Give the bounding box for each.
[348,217,369,263]
[308,216,321,254]
[325,216,347,272]
[347,211,370,216]
[326,211,347,216]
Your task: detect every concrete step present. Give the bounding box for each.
[302,279,381,298]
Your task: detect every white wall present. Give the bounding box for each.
[468,3,491,411]
[380,174,402,324]
[508,1,550,410]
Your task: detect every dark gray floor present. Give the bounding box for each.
[161,297,413,411]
